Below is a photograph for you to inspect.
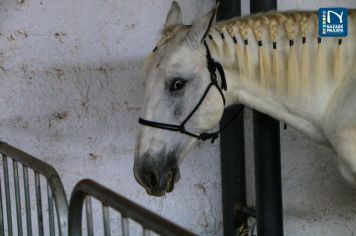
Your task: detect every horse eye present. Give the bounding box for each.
[170,78,186,92]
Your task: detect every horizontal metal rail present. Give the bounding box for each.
[68,179,196,236]
[0,141,68,236]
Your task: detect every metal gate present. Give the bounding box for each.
[68,179,195,236]
[0,141,195,236]
[0,141,68,236]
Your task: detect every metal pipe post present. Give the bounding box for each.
[250,1,284,235]
[217,1,246,235]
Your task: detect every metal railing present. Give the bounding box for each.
[0,141,68,236]
[68,179,196,236]
[0,141,195,236]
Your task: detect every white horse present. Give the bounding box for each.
[134,1,356,196]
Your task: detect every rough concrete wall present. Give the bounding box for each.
[0,0,221,235]
[0,0,355,235]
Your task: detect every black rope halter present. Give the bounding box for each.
[138,41,243,143]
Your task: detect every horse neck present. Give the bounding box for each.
[204,10,356,143]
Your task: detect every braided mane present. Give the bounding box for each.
[145,10,355,99]
[206,10,356,98]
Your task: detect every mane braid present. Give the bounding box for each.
[239,23,252,80]
[227,23,246,74]
[222,31,234,65]
[208,34,220,57]
[253,18,271,90]
[217,25,234,66]
[315,37,324,89]
[270,18,283,94]
[300,14,310,96]
[285,16,299,99]
[334,38,344,82]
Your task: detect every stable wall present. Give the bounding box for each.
[0,0,355,235]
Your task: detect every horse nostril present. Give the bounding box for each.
[147,171,159,189]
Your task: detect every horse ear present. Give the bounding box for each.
[165,1,182,26]
[185,3,219,48]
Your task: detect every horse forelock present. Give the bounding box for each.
[141,25,194,79]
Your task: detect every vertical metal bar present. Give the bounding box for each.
[217,0,241,19]
[143,228,150,236]
[13,160,23,236]
[102,205,111,236]
[253,112,283,236]
[0,175,5,236]
[121,216,129,236]
[3,155,13,235]
[23,166,32,236]
[251,0,277,12]
[85,196,93,236]
[249,0,284,230]
[35,172,44,236]
[47,183,55,236]
[216,0,245,233]
[219,106,247,235]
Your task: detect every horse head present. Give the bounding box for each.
[134,2,226,196]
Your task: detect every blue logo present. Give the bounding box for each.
[319,8,348,37]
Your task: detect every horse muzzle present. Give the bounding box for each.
[134,154,180,197]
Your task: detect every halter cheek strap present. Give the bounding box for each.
[138,41,239,143]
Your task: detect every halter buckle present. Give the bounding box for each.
[199,132,219,143]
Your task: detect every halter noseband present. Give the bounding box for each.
[138,41,236,143]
